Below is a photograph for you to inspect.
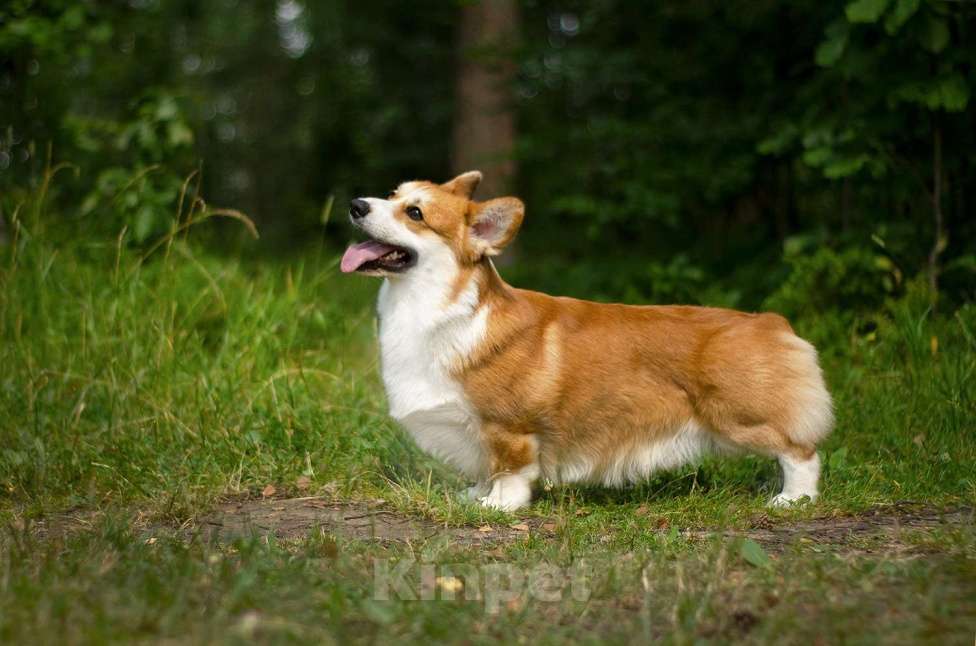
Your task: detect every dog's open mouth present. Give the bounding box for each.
[340,239,416,274]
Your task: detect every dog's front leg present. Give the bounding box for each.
[476,424,539,512]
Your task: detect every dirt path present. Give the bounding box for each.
[697,502,974,555]
[187,497,545,545]
[181,497,974,553]
[24,497,973,555]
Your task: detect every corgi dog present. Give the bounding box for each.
[341,171,833,511]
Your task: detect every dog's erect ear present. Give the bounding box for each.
[441,170,482,199]
[468,197,524,257]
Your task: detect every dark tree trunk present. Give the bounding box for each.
[929,119,945,298]
[452,0,519,199]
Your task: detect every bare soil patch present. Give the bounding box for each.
[700,502,975,555]
[186,496,553,545]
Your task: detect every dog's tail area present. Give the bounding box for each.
[781,333,834,448]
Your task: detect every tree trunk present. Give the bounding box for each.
[452,0,519,199]
[840,178,851,234]
[928,118,945,298]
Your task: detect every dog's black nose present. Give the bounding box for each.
[349,198,371,219]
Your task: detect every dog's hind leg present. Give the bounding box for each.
[700,418,822,506]
[770,451,821,506]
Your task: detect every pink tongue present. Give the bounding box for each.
[340,240,398,273]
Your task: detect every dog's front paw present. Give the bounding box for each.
[464,481,490,501]
[477,474,532,511]
[477,492,529,512]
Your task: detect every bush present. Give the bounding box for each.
[764,241,901,324]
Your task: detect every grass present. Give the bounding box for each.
[1,186,975,644]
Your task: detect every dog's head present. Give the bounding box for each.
[340,171,524,277]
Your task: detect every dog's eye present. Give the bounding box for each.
[406,206,423,221]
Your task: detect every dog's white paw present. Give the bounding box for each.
[477,474,532,511]
[769,492,816,508]
[477,492,529,512]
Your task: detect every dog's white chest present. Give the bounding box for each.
[376,277,489,478]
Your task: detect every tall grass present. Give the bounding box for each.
[0,179,437,517]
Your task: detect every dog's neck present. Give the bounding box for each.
[378,256,508,331]
[376,256,506,422]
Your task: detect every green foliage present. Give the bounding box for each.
[764,241,900,323]
[893,73,970,112]
[800,0,973,180]
[71,93,196,243]
[0,1,112,59]
[846,0,891,24]
[798,125,887,180]
[3,1,975,308]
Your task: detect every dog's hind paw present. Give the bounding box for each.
[769,492,816,508]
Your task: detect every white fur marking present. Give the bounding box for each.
[555,421,715,486]
[770,452,820,506]
[367,204,490,479]
[398,405,485,478]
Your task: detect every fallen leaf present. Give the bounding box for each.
[478,524,493,533]
[750,513,772,529]
[574,509,589,517]
[541,522,556,532]
[656,517,670,530]
[295,475,311,491]
[144,537,157,545]
[510,523,530,532]
[436,576,464,593]
[635,504,650,516]
[261,483,276,498]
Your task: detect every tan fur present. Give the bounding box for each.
[452,262,828,477]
